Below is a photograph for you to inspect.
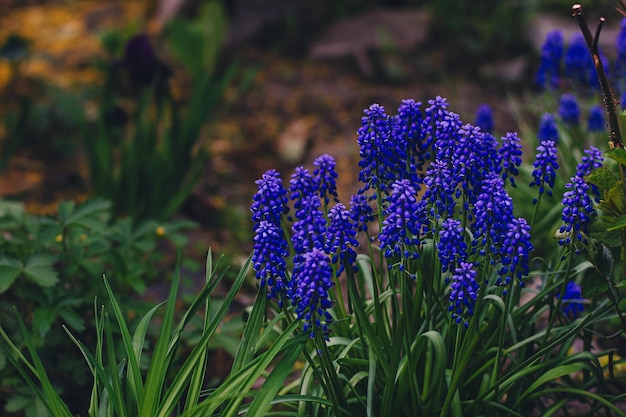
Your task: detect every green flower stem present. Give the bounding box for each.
[543,239,576,345]
[440,320,488,417]
[492,283,516,402]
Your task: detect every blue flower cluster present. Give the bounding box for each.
[253,95,539,333]
[559,174,596,252]
[530,119,559,201]
[378,179,423,262]
[251,170,290,301]
[536,28,618,94]
[251,155,359,338]
[449,262,479,327]
[560,281,585,319]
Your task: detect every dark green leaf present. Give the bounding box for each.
[0,256,22,293]
[32,306,57,337]
[581,272,608,298]
[23,254,58,287]
[58,309,85,332]
[606,214,626,231]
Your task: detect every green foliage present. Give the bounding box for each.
[0,251,309,417]
[0,197,195,415]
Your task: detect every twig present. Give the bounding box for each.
[572,4,624,149]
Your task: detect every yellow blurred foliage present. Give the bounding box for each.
[0,1,146,89]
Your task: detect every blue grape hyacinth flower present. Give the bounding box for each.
[357,104,405,196]
[252,220,290,301]
[530,138,559,201]
[449,262,480,327]
[559,175,595,251]
[292,248,334,339]
[379,179,423,263]
[327,203,359,276]
[251,169,289,225]
[437,218,468,274]
[313,154,339,206]
[498,217,533,287]
[499,132,523,187]
[561,281,585,319]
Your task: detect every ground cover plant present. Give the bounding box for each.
[4,3,626,417]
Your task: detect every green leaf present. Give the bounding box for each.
[4,395,32,413]
[0,259,22,293]
[604,147,626,166]
[582,272,608,298]
[598,181,626,216]
[23,254,58,287]
[606,214,626,231]
[32,306,57,337]
[63,198,111,229]
[58,309,85,332]
[586,167,618,191]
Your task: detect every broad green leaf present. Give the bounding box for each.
[58,309,85,332]
[64,198,111,227]
[0,264,22,293]
[4,395,32,413]
[586,167,618,191]
[32,307,57,337]
[23,255,58,287]
[604,147,626,166]
[582,271,609,298]
[606,214,626,231]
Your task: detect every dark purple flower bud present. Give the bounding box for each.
[587,104,605,132]
[357,104,405,196]
[536,30,563,90]
[474,104,494,134]
[558,93,580,125]
[565,34,596,87]
[537,113,559,143]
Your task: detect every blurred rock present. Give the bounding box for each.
[275,117,314,164]
[309,9,431,76]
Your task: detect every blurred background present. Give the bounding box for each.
[0,0,624,414]
[0,0,619,252]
